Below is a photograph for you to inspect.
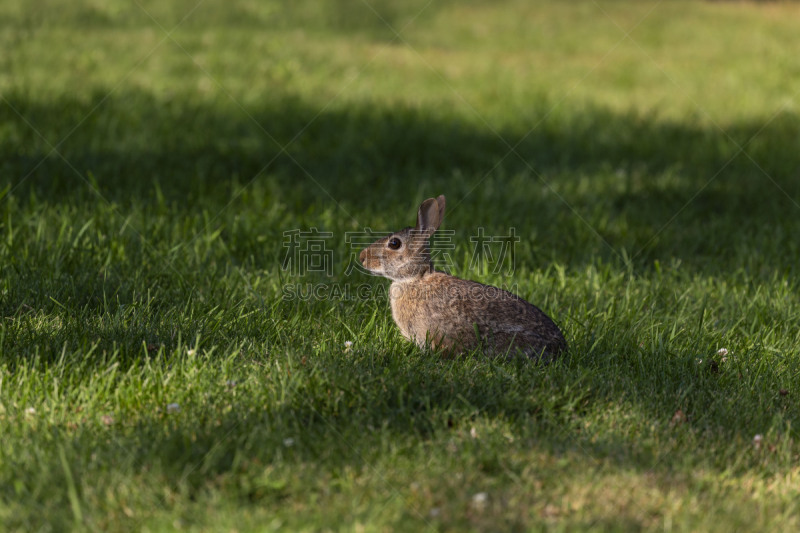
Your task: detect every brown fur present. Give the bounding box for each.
[359,195,567,359]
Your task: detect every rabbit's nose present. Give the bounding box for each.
[359,249,367,264]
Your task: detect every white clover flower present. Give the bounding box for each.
[25,407,36,415]
[167,403,180,413]
[472,492,488,508]
[283,438,295,447]
[753,434,763,449]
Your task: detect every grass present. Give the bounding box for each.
[2,0,800,530]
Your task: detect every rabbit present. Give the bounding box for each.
[359,195,567,359]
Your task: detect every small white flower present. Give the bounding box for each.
[167,403,180,413]
[753,434,763,449]
[472,492,488,507]
[283,438,295,447]
[187,349,197,356]
[470,427,478,439]
[344,341,353,353]
[25,407,36,415]
[717,348,729,357]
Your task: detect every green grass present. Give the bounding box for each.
[2,0,800,530]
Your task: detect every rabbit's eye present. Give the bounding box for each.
[387,237,402,250]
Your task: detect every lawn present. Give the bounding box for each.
[2,0,800,530]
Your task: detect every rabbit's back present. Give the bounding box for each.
[390,271,566,358]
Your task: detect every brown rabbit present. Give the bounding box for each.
[359,195,567,359]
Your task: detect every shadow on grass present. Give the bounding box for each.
[3,89,799,276]
[11,344,789,527]
[3,339,795,532]
[2,91,799,458]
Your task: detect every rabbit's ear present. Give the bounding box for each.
[416,195,446,236]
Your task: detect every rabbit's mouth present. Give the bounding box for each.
[362,264,386,277]
[359,249,385,276]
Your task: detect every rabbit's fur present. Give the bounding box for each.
[359,195,566,359]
